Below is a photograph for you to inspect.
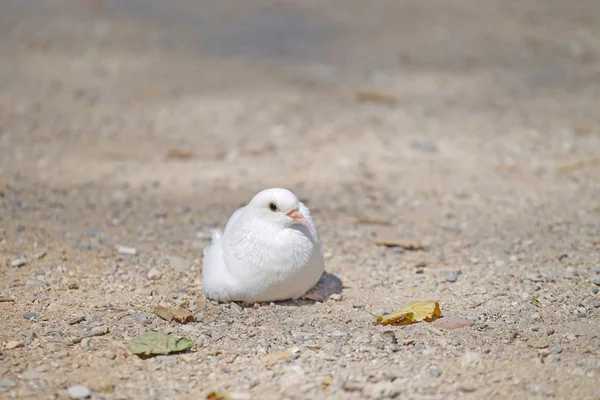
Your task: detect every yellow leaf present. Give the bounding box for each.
[374,301,442,326]
[206,392,231,400]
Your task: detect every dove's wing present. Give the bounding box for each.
[223,207,244,236]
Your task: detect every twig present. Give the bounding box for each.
[0,297,15,303]
[69,326,109,345]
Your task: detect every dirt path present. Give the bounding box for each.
[1,1,599,399]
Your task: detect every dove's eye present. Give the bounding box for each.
[268,202,278,212]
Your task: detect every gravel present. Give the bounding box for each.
[117,246,137,255]
[443,270,462,283]
[67,385,91,399]
[9,258,27,267]
[0,379,16,389]
[22,312,38,320]
[25,279,46,287]
[430,369,442,377]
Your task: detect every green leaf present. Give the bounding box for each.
[530,298,542,308]
[127,331,194,358]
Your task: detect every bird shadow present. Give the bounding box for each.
[236,271,343,308]
[299,271,343,303]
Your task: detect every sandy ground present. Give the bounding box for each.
[1,0,600,399]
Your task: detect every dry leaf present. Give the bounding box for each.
[345,217,391,226]
[355,90,398,105]
[573,125,594,135]
[374,301,442,326]
[263,351,295,362]
[166,148,195,160]
[154,306,195,324]
[375,237,424,250]
[556,158,600,172]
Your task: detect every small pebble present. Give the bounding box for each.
[99,351,116,360]
[155,355,177,362]
[25,331,37,345]
[75,243,91,251]
[459,383,478,393]
[410,140,437,153]
[593,278,600,286]
[4,340,24,350]
[131,312,150,321]
[117,246,137,256]
[146,268,162,280]
[563,270,574,279]
[460,351,482,367]
[35,364,50,372]
[551,346,563,354]
[212,333,224,341]
[329,294,342,301]
[84,228,102,237]
[445,270,461,283]
[352,302,365,309]
[592,287,599,294]
[0,379,16,389]
[593,301,600,309]
[537,348,551,357]
[388,247,405,255]
[68,384,91,399]
[23,312,38,320]
[9,258,27,267]
[430,369,442,377]
[25,279,45,287]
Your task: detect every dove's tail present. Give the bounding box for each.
[202,228,223,259]
[210,228,223,242]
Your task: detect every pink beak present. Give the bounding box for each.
[286,210,310,228]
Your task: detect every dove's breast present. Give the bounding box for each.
[223,219,324,302]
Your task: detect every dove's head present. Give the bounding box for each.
[248,188,310,229]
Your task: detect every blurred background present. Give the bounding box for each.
[1,0,598,200]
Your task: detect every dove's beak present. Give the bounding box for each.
[286,210,310,228]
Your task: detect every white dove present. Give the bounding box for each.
[202,188,324,303]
